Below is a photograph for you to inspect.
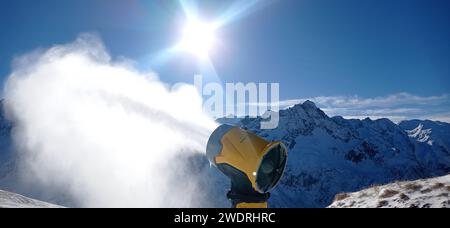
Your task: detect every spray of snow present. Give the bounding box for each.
[3,34,218,207]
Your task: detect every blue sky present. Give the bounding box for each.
[0,0,449,121]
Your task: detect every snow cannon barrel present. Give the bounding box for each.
[206,124,288,208]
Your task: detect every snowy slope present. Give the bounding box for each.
[0,189,63,208]
[328,174,450,208]
[221,101,450,207]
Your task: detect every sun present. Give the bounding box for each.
[178,19,217,59]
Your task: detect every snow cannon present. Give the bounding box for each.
[206,124,288,208]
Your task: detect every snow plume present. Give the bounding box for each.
[3,34,220,207]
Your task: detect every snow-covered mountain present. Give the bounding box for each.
[0,101,12,163]
[328,174,450,208]
[0,101,15,191]
[0,189,63,208]
[399,119,450,148]
[219,101,450,207]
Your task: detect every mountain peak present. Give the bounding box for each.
[284,100,329,121]
[302,100,317,109]
[290,100,317,110]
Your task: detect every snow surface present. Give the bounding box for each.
[0,189,63,208]
[328,174,450,208]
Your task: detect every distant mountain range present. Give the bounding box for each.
[218,101,450,207]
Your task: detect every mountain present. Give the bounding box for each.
[398,120,450,174]
[0,101,12,162]
[328,174,450,208]
[219,101,450,207]
[0,100,15,191]
[399,119,450,148]
[0,189,63,208]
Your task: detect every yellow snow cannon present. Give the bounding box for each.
[206,124,288,208]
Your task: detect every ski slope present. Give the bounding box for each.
[0,189,63,208]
